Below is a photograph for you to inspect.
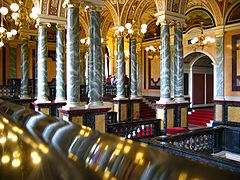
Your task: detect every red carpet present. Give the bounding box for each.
[188,109,214,126]
[140,101,156,120]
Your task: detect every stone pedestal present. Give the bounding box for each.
[33,102,66,117]
[113,99,129,122]
[155,101,190,134]
[58,107,111,133]
[130,99,142,120]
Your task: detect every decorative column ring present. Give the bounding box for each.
[159,19,171,103]
[20,35,30,99]
[55,24,66,102]
[35,23,51,103]
[174,22,184,102]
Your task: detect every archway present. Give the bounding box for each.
[184,52,215,108]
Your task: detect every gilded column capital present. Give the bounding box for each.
[56,24,66,30]
[62,0,80,8]
[36,22,51,29]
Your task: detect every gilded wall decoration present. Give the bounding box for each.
[172,0,180,13]
[143,20,160,41]
[49,0,58,16]
[184,8,215,32]
[42,0,48,14]
[226,3,240,24]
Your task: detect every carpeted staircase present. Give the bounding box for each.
[188,109,214,126]
[140,100,156,120]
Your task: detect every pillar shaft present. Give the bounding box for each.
[79,51,86,85]
[37,26,48,102]
[9,47,17,79]
[20,38,29,98]
[55,27,66,102]
[88,10,102,106]
[216,36,224,98]
[160,22,171,101]
[66,6,80,107]
[116,36,125,99]
[137,49,142,97]
[174,24,184,101]
[102,45,106,96]
[130,38,137,99]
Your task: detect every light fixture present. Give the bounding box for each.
[125,19,147,38]
[0,0,17,47]
[0,0,39,47]
[80,37,90,45]
[145,33,160,58]
[190,22,215,49]
[10,1,39,28]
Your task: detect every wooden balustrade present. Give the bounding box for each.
[106,119,161,139]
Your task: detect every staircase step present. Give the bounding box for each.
[188,109,214,126]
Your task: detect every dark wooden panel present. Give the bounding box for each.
[206,74,213,104]
[193,74,204,105]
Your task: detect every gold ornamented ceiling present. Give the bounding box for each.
[4,0,240,38]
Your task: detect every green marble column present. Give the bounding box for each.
[20,37,30,99]
[87,10,103,107]
[55,25,66,102]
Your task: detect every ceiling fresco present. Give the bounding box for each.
[4,0,239,38]
[184,8,215,32]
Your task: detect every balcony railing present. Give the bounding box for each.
[106,119,161,139]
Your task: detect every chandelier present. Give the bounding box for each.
[116,20,147,38]
[0,0,39,47]
[191,22,215,49]
[10,1,39,28]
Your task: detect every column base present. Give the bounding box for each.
[55,97,66,103]
[130,98,142,120]
[114,96,127,100]
[130,95,139,100]
[113,99,130,122]
[20,95,31,99]
[156,98,173,104]
[32,101,65,116]
[85,101,104,109]
[174,97,186,102]
[34,98,51,104]
[155,101,190,134]
[62,102,81,110]
[58,106,111,133]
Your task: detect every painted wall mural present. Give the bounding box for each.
[227,3,240,24]
[143,20,160,41]
[184,8,215,32]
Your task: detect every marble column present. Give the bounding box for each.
[55,25,66,102]
[20,37,30,99]
[36,24,49,102]
[170,27,175,98]
[159,20,171,102]
[116,36,125,99]
[79,50,86,85]
[174,23,184,101]
[130,38,137,99]
[215,35,224,98]
[64,5,80,109]
[137,48,142,97]
[101,44,106,97]
[9,47,17,79]
[88,10,103,107]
